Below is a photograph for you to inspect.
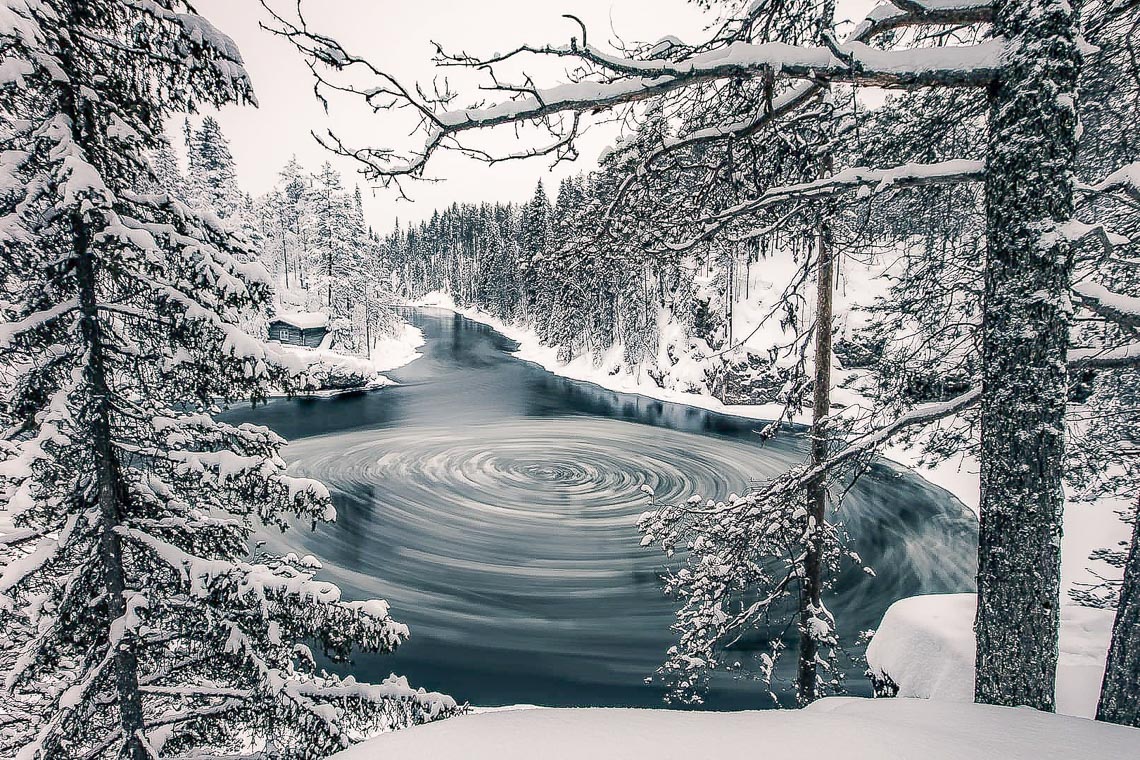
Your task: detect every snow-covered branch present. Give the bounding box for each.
[430,43,1002,134]
[265,0,999,183]
[1093,161,1140,203]
[1069,342,1140,369]
[605,0,994,211]
[1073,281,1140,333]
[660,159,985,251]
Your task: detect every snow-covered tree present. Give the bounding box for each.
[0,2,456,758]
[186,114,243,221]
[148,139,189,201]
[270,0,1140,712]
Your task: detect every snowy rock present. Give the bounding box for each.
[329,697,1139,760]
[865,593,1115,718]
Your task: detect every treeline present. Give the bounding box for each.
[382,171,783,402]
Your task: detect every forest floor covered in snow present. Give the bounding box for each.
[866,594,1115,718]
[333,697,1139,759]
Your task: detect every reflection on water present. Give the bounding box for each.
[224,309,978,709]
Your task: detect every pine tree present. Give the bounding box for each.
[0,2,455,758]
[148,139,188,200]
[186,115,242,221]
[519,180,553,332]
[308,161,355,311]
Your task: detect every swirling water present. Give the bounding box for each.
[225,308,977,709]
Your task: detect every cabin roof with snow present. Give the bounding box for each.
[271,311,329,330]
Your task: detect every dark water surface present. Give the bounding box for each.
[225,308,977,709]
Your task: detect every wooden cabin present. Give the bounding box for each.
[267,311,329,348]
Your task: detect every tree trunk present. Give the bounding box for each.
[798,205,835,706]
[1096,508,1140,726]
[75,213,149,760]
[975,0,1080,711]
[280,211,290,290]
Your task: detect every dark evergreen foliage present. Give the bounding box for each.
[0,2,457,757]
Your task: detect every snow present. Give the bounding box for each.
[272,310,330,330]
[174,11,257,105]
[270,321,424,396]
[865,594,1116,718]
[0,299,79,349]
[1073,280,1140,319]
[0,56,32,87]
[330,697,1140,760]
[1094,160,1140,198]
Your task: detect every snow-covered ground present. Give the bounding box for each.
[271,321,425,397]
[332,697,1140,760]
[361,321,426,375]
[865,593,1115,718]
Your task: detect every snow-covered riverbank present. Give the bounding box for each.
[417,291,803,422]
[332,697,1140,760]
[270,321,425,397]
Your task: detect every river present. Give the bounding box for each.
[224,308,978,709]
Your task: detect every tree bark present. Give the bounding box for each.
[796,2,839,705]
[280,210,291,290]
[798,99,837,704]
[56,2,149,749]
[75,213,149,760]
[1096,508,1140,726]
[975,0,1080,711]
[798,211,835,706]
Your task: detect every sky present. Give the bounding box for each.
[188,1,878,230]
[186,1,711,229]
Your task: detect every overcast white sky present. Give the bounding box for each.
[186,1,702,228]
[189,1,876,229]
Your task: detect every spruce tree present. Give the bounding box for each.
[519,180,553,332]
[0,2,455,758]
[308,162,356,311]
[187,114,242,221]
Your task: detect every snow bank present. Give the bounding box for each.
[331,697,1139,760]
[865,594,1115,718]
[272,322,424,396]
[367,321,426,375]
